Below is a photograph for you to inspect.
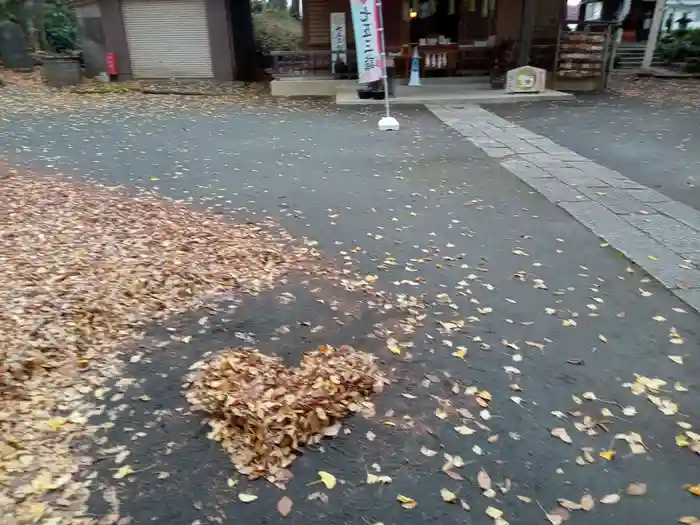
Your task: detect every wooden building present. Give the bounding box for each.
[303,0,568,76]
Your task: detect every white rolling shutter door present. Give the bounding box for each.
[122,0,214,78]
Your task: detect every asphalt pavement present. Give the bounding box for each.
[2,100,700,525]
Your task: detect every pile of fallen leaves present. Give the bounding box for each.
[0,172,311,523]
[0,67,331,118]
[609,72,700,109]
[0,174,309,395]
[185,345,383,484]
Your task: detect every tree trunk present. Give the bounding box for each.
[35,0,49,51]
[19,0,39,51]
[228,0,259,82]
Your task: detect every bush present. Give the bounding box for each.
[253,9,302,53]
[659,29,700,66]
[44,0,77,52]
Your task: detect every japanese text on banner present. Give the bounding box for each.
[349,0,383,83]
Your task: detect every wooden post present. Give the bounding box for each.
[642,0,667,70]
[518,0,537,66]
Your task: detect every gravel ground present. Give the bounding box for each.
[2,88,700,525]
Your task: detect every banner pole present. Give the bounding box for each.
[375,0,399,130]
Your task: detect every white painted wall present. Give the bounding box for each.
[666,1,700,29]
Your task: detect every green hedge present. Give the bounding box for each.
[253,9,302,53]
[659,28,700,72]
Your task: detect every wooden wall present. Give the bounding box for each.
[304,0,408,49]
[303,0,566,50]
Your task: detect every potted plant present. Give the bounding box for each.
[490,39,516,89]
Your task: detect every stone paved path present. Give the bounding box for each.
[428,104,700,313]
[485,94,700,212]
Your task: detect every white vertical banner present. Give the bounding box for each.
[349,0,384,83]
[330,12,347,74]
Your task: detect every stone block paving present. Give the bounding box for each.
[428,104,700,313]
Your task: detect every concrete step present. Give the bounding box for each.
[615,62,663,69]
[394,81,491,96]
[417,75,490,85]
[336,85,573,105]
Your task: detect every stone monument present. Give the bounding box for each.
[505,65,546,94]
[0,21,33,72]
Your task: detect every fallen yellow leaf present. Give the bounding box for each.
[239,493,258,503]
[687,485,700,496]
[454,425,475,436]
[397,494,417,509]
[366,473,392,484]
[114,465,134,480]
[440,488,458,503]
[676,435,690,447]
[387,337,402,355]
[318,471,337,489]
[47,418,65,432]
[485,506,503,519]
[452,348,467,359]
[599,450,615,461]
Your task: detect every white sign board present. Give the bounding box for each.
[330,12,347,73]
[505,66,546,94]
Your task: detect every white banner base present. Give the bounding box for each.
[378,116,400,131]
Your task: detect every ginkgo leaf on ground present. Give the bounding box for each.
[440,488,458,503]
[485,506,503,519]
[318,471,337,489]
[452,348,467,359]
[687,485,700,496]
[114,465,134,479]
[366,473,392,484]
[239,493,258,503]
[454,425,475,436]
[387,337,402,355]
[397,494,417,509]
[600,450,615,461]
